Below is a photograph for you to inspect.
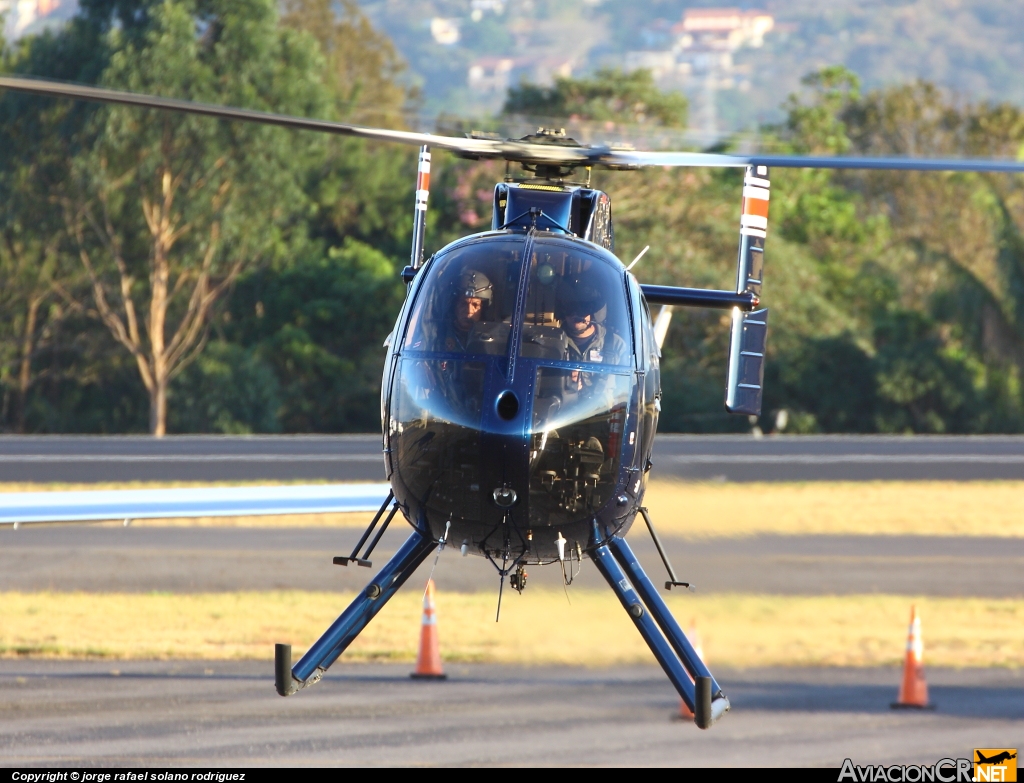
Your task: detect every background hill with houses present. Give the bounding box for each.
[357,0,1024,138]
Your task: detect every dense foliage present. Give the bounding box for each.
[505,68,688,128]
[2,2,1024,435]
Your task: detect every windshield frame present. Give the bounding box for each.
[399,230,635,361]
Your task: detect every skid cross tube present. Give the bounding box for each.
[639,507,690,590]
[590,538,697,713]
[362,502,401,562]
[607,536,722,694]
[279,528,436,694]
[334,489,394,567]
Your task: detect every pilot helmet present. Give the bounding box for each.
[454,269,493,302]
[557,276,606,321]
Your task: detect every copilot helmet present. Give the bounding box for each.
[454,269,493,302]
[556,276,606,320]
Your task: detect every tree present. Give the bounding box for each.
[0,220,66,431]
[221,238,404,432]
[281,0,413,128]
[842,82,1024,371]
[0,30,87,432]
[504,68,688,129]
[762,69,1024,433]
[58,0,332,435]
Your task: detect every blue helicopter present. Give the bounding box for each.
[3,75,1023,729]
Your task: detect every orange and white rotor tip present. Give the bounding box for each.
[415,149,431,212]
[740,165,770,239]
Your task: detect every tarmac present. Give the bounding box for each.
[1,661,1021,766]
[2,525,1022,597]
[4,433,1024,482]
[2,434,1022,766]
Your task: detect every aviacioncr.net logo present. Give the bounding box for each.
[839,758,973,782]
[974,749,1017,782]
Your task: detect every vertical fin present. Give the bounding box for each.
[725,308,768,415]
[725,165,770,416]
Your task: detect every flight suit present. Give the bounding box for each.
[565,323,628,397]
[433,321,484,420]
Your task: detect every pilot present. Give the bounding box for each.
[558,281,627,380]
[443,268,493,352]
[429,268,493,418]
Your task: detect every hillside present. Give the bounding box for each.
[359,0,1024,135]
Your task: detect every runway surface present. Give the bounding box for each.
[4,435,1021,767]
[4,434,1024,482]
[1,660,1020,766]
[3,525,1022,597]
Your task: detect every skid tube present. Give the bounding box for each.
[276,528,436,696]
[591,524,730,728]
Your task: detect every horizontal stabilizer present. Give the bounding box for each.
[640,285,759,311]
[725,308,769,416]
[0,483,392,526]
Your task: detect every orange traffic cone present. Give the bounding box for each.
[679,621,705,720]
[410,579,446,680]
[891,605,933,709]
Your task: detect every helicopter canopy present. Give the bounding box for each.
[390,231,638,540]
[402,231,632,366]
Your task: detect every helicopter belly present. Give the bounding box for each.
[387,355,642,562]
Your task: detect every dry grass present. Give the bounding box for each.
[1,590,1020,668]
[5,480,1024,536]
[642,480,1024,538]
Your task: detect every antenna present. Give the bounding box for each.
[626,245,650,271]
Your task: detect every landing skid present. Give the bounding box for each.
[275,529,435,696]
[591,529,730,728]
[275,520,730,729]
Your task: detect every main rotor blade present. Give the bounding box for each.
[0,75,606,166]
[605,149,1024,174]
[3,76,1024,174]
[0,75,507,156]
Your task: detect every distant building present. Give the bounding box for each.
[625,7,774,83]
[676,8,774,51]
[467,57,516,94]
[623,50,680,80]
[529,56,573,86]
[470,0,505,18]
[620,8,773,138]
[430,17,461,46]
[466,50,570,96]
[1,0,66,37]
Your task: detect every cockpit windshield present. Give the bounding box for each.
[403,237,523,358]
[392,232,637,539]
[520,238,631,367]
[528,367,631,526]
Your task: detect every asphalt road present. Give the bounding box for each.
[4,434,1024,483]
[2,525,1021,597]
[1,660,1020,766]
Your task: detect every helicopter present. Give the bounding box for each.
[3,75,1024,730]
